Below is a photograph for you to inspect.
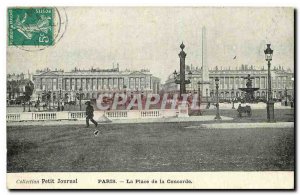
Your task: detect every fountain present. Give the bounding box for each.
[238,74,259,103]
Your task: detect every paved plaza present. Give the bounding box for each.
[7,108,294,172]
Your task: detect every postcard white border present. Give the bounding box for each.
[7,172,294,189]
[2,0,299,193]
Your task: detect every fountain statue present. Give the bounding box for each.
[238,74,259,103]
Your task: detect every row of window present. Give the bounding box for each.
[35,77,152,91]
[186,77,293,90]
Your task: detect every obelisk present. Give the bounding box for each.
[201,26,210,97]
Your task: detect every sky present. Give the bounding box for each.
[7,7,294,82]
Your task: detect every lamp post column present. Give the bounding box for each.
[52,93,54,111]
[38,94,40,111]
[48,91,51,110]
[232,88,235,109]
[268,61,272,103]
[265,44,275,122]
[79,95,81,111]
[79,88,82,111]
[285,87,288,106]
[58,88,61,111]
[215,78,221,120]
[267,61,274,121]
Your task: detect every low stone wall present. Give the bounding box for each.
[6,109,179,122]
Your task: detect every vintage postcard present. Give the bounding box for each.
[6,7,294,189]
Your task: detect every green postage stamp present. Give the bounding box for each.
[8,7,54,46]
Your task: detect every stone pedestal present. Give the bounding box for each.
[177,102,189,118]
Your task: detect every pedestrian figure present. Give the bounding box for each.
[43,103,47,110]
[36,99,40,111]
[206,102,210,109]
[34,103,38,111]
[61,101,64,111]
[86,101,98,127]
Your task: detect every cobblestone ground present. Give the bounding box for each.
[7,109,294,172]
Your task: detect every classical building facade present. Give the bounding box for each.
[163,65,294,100]
[32,67,160,102]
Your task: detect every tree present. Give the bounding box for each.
[24,83,34,102]
[24,82,34,111]
[7,80,20,100]
[7,82,12,100]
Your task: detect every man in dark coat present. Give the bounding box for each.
[86,101,98,127]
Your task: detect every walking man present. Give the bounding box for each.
[86,101,98,127]
[61,101,64,111]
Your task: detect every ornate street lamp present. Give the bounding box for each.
[232,88,235,109]
[284,87,288,106]
[57,88,62,111]
[264,44,275,122]
[37,94,40,111]
[47,91,52,110]
[78,87,84,111]
[215,77,221,120]
[52,93,55,111]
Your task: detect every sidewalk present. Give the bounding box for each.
[215,102,293,110]
[186,122,294,129]
[7,115,234,126]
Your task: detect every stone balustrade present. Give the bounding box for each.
[6,109,179,122]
